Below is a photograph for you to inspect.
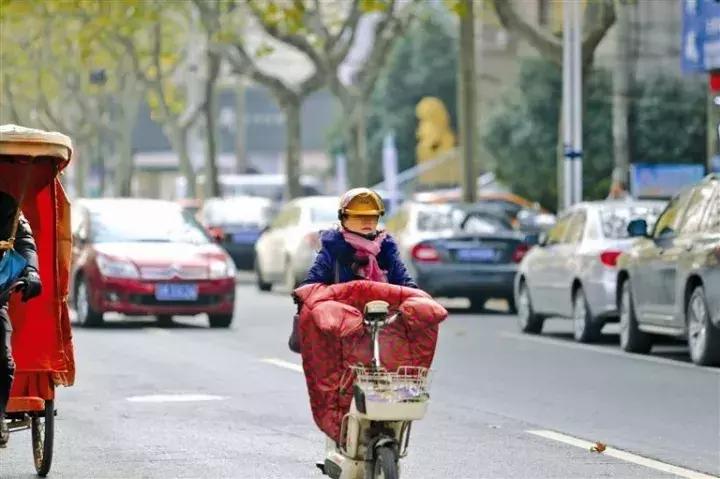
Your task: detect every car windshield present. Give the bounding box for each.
[91,206,210,244]
[205,201,271,225]
[460,212,512,233]
[600,204,665,239]
[417,208,456,232]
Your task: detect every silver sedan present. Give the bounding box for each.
[515,200,666,342]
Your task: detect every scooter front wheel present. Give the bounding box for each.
[372,446,398,479]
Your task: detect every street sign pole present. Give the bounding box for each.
[562,0,583,210]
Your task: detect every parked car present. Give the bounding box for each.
[71,199,237,328]
[617,174,720,366]
[254,196,338,291]
[389,202,528,311]
[515,200,666,342]
[197,196,273,270]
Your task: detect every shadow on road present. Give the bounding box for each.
[543,330,695,365]
[74,317,209,331]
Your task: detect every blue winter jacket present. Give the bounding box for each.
[303,229,416,287]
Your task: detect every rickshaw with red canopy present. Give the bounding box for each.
[0,124,76,477]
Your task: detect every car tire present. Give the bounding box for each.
[506,295,518,314]
[208,314,233,328]
[619,280,651,354]
[156,315,174,327]
[517,281,544,334]
[687,286,720,366]
[572,286,602,343]
[254,259,272,292]
[469,297,486,313]
[74,277,104,327]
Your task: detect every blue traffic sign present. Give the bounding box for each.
[682,0,720,73]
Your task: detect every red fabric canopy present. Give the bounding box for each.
[295,281,447,442]
[1,163,75,400]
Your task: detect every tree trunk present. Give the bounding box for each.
[611,0,632,193]
[458,0,478,203]
[355,97,369,187]
[74,143,88,198]
[116,91,141,197]
[166,124,196,198]
[343,117,361,188]
[283,97,302,199]
[235,79,247,174]
[203,52,221,198]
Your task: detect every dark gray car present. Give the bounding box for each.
[617,174,720,366]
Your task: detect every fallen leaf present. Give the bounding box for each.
[590,442,607,453]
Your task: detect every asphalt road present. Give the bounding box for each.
[3,280,719,479]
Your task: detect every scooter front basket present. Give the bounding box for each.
[350,366,431,421]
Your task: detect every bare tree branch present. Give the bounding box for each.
[246,0,327,71]
[330,0,362,66]
[581,0,616,67]
[491,0,562,64]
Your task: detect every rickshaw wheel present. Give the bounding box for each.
[31,400,54,477]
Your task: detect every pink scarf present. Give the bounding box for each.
[341,229,388,282]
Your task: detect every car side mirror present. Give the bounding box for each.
[627,219,648,238]
[537,232,548,246]
[524,233,541,246]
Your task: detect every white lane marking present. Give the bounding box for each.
[260,358,304,373]
[500,332,720,374]
[126,394,227,403]
[527,430,718,479]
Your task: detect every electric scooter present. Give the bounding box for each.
[319,300,432,479]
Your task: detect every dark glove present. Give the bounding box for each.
[21,269,42,302]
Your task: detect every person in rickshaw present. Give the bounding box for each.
[0,190,43,447]
[304,188,416,287]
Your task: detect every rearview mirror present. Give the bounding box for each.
[524,233,541,246]
[538,232,548,246]
[627,219,648,238]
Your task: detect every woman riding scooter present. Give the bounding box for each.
[292,189,446,479]
[288,188,415,353]
[304,188,416,288]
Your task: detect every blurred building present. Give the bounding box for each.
[130,86,336,199]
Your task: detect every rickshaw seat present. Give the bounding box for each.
[7,396,45,413]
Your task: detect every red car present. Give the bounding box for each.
[70,199,236,328]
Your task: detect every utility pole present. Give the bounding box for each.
[458,0,478,203]
[562,0,583,209]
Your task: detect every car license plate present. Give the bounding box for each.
[232,232,259,244]
[155,284,199,301]
[456,248,496,262]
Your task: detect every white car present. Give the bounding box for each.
[254,196,338,290]
[515,200,666,342]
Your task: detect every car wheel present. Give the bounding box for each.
[572,286,601,343]
[254,259,272,292]
[506,295,518,314]
[619,280,651,354]
[208,314,233,328]
[74,277,104,327]
[468,297,486,313]
[156,315,173,327]
[687,286,720,366]
[517,282,544,334]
